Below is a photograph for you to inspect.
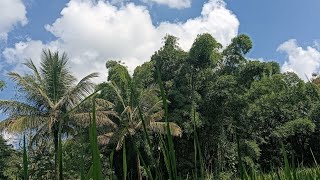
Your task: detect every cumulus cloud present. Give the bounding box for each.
[142,0,191,9]
[313,40,320,51]
[2,40,60,73]
[0,0,27,40]
[2,0,239,82]
[278,39,320,80]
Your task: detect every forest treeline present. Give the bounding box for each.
[0,33,320,179]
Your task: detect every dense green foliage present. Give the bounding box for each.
[1,33,320,179]
[0,83,22,179]
[0,134,22,179]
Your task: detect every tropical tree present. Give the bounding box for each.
[0,49,98,180]
[0,133,22,179]
[98,59,182,179]
[97,82,181,179]
[98,82,182,150]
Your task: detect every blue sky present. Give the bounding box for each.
[1,0,320,121]
[227,0,320,59]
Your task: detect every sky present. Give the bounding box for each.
[1,0,320,121]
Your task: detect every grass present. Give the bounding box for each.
[259,167,320,180]
[241,143,320,180]
[89,97,103,180]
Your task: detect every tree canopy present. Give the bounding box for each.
[1,34,320,179]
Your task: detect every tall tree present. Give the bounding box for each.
[98,60,182,179]
[0,49,98,180]
[98,82,182,150]
[221,34,252,74]
[245,72,314,169]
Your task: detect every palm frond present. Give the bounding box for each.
[29,124,50,146]
[121,106,132,117]
[127,127,136,135]
[150,122,182,137]
[73,97,113,112]
[23,59,43,85]
[129,107,139,123]
[134,121,143,130]
[0,116,48,133]
[109,82,126,109]
[148,111,164,122]
[116,133,126,151]
[55,72,99,109]
[72,111,118,128]
[94,98,114,110]
[139,84,159,96]
[40,49,76,103]
[0,100,40,116]
[145,100,163,114]
[97,132,114,145]
[8,72,54,108]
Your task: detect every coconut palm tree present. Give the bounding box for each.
[98,82,182,150]
[97,82,182,179]
[0,49,99,180]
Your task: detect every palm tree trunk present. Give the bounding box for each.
[58,123,63,180]
[53,124,59,180]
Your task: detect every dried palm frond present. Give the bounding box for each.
[150,122,182,137]
[98,132,114,145]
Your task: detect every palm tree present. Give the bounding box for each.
[0,49,98,180]
[98,82,182,179]
[98,82,182,149]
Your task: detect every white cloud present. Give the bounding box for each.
[278,39,320,80]
[142,0,191,9]
[0,0,27,40]
[3,40,45,66]
[313,40,320,51]
[2,40,59,73]
[3,0,239,82]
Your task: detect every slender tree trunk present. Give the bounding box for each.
[53,124,59,180]
[58,122,63,180]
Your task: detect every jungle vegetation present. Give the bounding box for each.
[1,34,320,179]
